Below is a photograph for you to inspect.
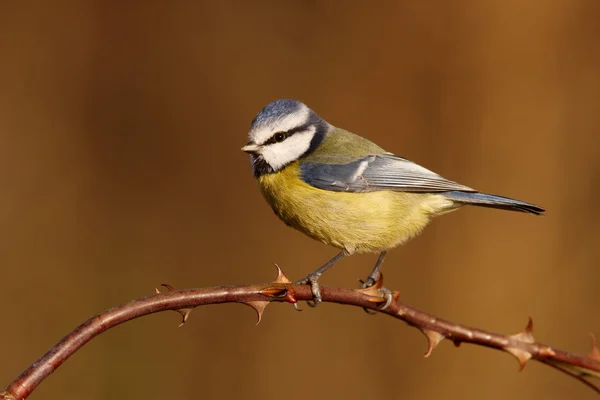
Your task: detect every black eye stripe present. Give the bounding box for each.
[286,123,311,135]
[263,134,284,146]
[263,123,312,145]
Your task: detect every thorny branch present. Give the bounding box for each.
[1,266,600,399]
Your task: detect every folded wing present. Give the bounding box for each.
[300,153,475,193]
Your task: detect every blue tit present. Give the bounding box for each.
[242,99,544,308]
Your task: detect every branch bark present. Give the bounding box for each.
[1,267,599,399]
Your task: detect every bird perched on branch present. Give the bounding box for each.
[242,99,544,308]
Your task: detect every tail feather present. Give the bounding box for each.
[443,191,545,215]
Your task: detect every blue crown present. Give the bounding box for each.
[250,99,304,129]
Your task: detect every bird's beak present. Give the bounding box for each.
[241,143,260,154]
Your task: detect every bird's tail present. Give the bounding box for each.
[443,191,545,215]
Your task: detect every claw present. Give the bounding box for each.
[358,278,377,314]
[292,251,345,308]
[294,273,323,307]
[307,274,323,306]
[359,277,375,289]
[380,287,393,310]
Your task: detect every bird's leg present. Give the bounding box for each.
[362,250,387,287]
[294,251,346,307]
[360,250,393,310]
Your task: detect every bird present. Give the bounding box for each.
[241,99,544,308]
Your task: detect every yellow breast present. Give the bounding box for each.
[257,162,455,254]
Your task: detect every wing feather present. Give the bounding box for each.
[300,153,475,193]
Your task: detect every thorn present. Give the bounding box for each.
[525,317,534,334]
[453,340,461,348]
[506,347,532,371]
[357,273,386,304]
[589,333,600,360]
[510,317,535,344]
[153,284,192,327]
[260,285,298,304]
[244,301,270,325]
[419,328,445,357]
[154,283,176,294]
[272,263,292,284]
[262,264,298,304]
[176,308,192,327]
[505,317,535,371]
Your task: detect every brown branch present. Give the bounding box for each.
[1,267,599,399]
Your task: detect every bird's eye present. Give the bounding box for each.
[274,132,286,142]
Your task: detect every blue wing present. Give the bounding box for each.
[300,153,475,193]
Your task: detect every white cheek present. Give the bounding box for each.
[260,130,314,171]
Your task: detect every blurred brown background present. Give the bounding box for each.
[1,1,599,399]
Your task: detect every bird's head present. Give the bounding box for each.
[242,99,331,176]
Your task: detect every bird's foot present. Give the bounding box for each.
[359,274,393,312]
[294,273,323,308]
